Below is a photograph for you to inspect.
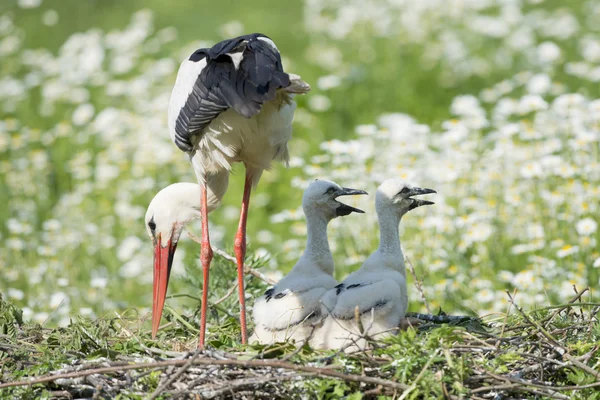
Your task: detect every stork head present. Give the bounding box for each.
[376,179,436,216]
[302,179,368,220]
[144,182,202,338]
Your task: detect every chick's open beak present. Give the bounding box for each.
[407,187,436,210]
[335,187,368,216]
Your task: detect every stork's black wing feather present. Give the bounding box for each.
[334,299,389,320]
[172,33,291,152]
[264,288,292,303]
[264,288,275,302]
[335,282,369,295]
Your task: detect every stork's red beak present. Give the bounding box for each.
[152,235,177,339]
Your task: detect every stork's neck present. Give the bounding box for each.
[377,208,405,267]
[300,213,334,275]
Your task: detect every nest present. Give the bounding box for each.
[1,288,598,400]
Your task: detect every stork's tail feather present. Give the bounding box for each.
[285,74,311,94]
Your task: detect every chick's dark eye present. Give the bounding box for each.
[399,187,410,195]
[324,187,336,195]
[148,219,156,232]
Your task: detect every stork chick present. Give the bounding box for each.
[312,179,435,352]
[250,180,367,345]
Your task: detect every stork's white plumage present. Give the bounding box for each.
[148,33,310,346]
[144,183,214,325]
[312,179,436,352]
[250,180,367,345]
[145,183,217,246]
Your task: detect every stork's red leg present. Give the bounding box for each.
[199,182,213,348]
[234,171,252,344]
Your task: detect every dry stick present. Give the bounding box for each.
[187,231,277,285]
[333,307,377,357]
[315,303,372,356]
[524,389,571,400]
[47,390,73,399]
[460,331,497,349]
[588,304,599,336]
[541,287,589,327]
[362,386,384,397]
[440,379,451,400]
[398,349,440,400]
[355,306,364,335]
[498,288,516,344]
[148,350,201,400]
[578,344,600,365]
[471,383,570,400]
[0,358,409,391]
[482,369,600,392]
[212,247,277,285]
[506,291,600,380]
[280,325,317,362]
[213,281,238,306]
[470,383,524,394]
[405,255,431,314]
[143,321,175,337]
[113,314,184,358]
[250,342,297,361]
[198,374,299,399]
[497,350,563,369]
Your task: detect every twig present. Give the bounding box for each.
[251,342,298,361]
[459,331,496,349]
[113,313,184,358]
[405,255,431,314]
[164,305,200,334]
[541,287,589,327]
[0,357,409,391]
[316,303,377,355]
[506,291,600,380]
[198,374,298,398]
[523,302,600,313]
[148,350,201,400]
[47,390,72,399]
[42,297,66,327]
[362,386,384,397]
[399,349,440,400]
[186,230,276,284]
[471,383,571,399]
[280,325,316,362]
[498,288,516,343]
[355,306,364,336]
[212,247,277,285]
[213,281,238,306]
[163,293,239,320]
[482,369,600,392]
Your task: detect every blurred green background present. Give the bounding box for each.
[1,0,598,328]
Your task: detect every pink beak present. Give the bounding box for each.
[152,234,177,339]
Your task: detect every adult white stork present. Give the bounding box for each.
[149,33,310,347]
[312,179,435,352]
[145,182,216,338]
[250,180,367,345]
